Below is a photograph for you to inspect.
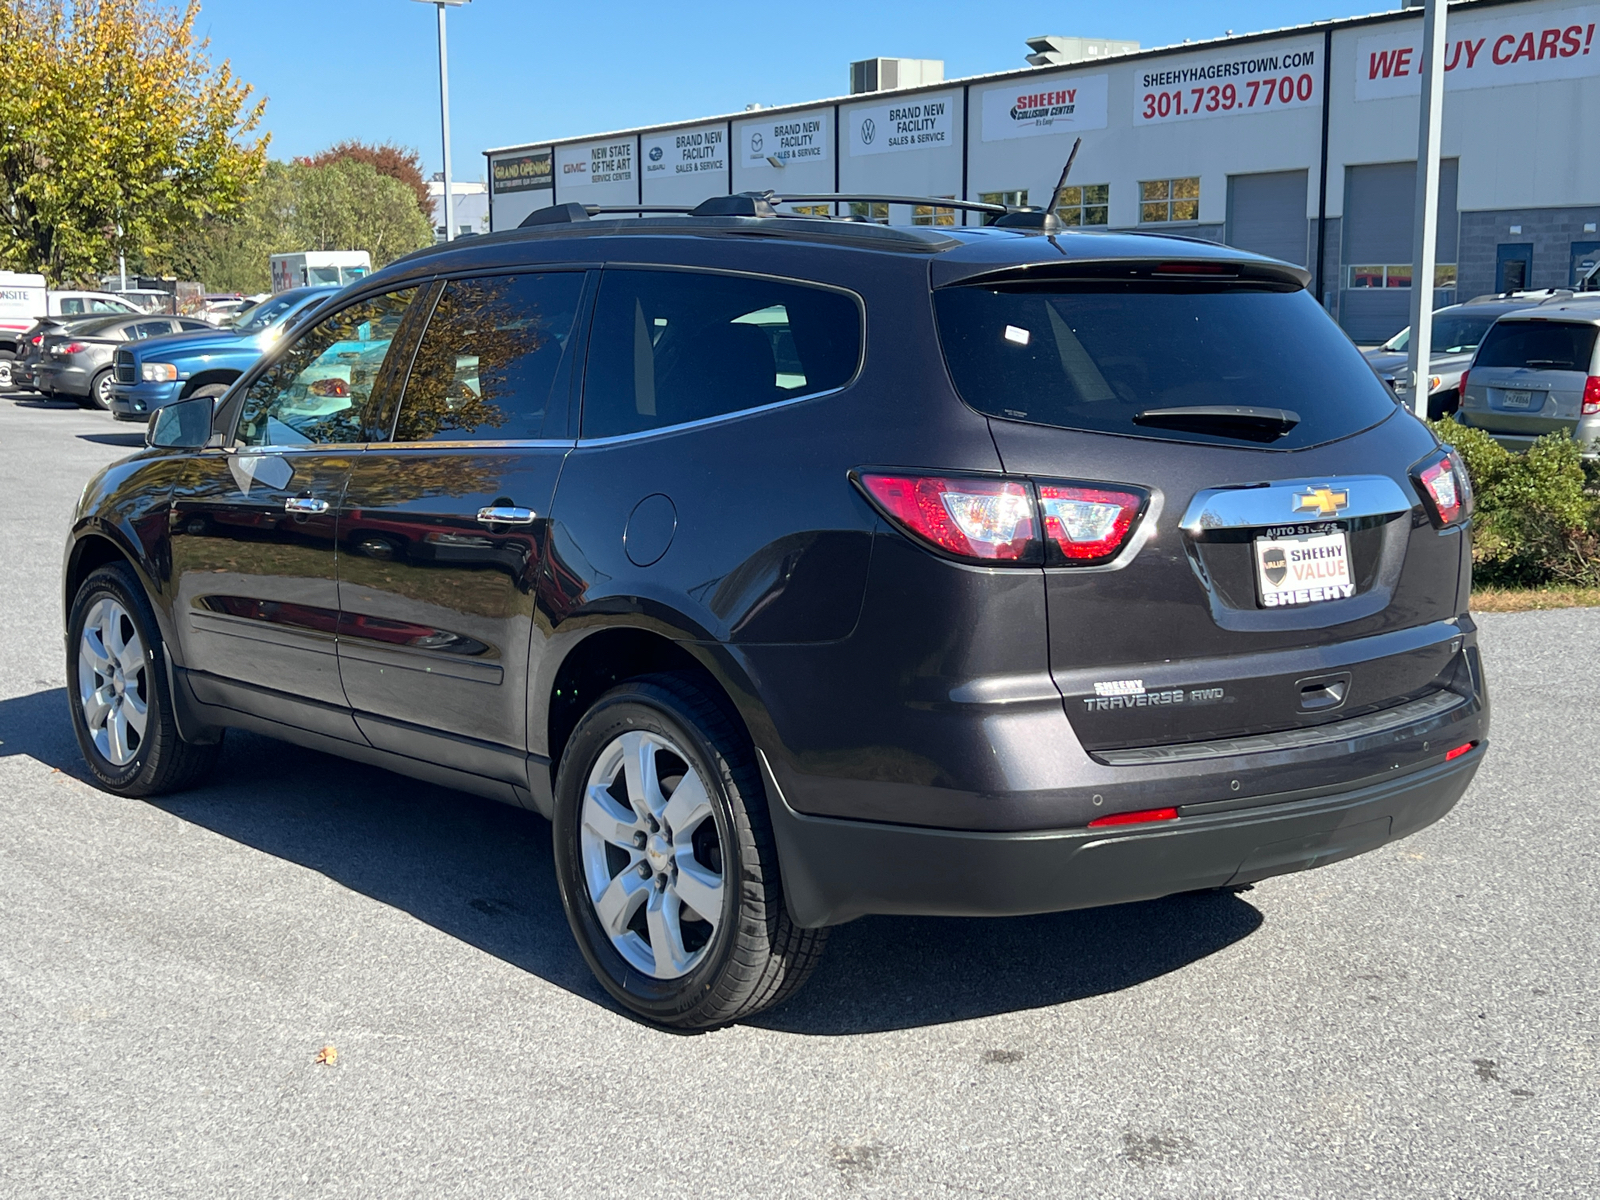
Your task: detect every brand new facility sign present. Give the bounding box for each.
[848,93,956,156]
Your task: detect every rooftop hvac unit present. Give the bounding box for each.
[1024,35,1140,67]
[849,57,945,94]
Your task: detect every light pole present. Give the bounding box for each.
[1405,0,1448,420]
[413,0,469,242]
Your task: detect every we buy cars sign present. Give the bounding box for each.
[1356,4,1599,99]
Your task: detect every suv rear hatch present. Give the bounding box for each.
[1459,313,1600,441]
[932,255,1473,755]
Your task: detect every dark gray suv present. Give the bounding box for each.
[62,193,1488,1028]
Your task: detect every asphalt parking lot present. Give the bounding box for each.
[1,394,1596,1198]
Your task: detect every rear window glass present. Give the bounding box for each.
[582,269,862,440]
[933,283,1398,450]
[1474,320,1599,371]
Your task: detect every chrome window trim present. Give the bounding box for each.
[1178,475,1413,533]
[359,438,577,451]
[575,385,848,447]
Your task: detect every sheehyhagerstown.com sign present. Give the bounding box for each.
[1356,4,1598,99]
[1134,37,1323,124]
[642,124,726,178]
[849,94,955,155]
[980,75,1109,140]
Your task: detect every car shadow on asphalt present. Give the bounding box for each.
[76,432,146,447]
[0,687,1264,1035]
[7,395,79,410]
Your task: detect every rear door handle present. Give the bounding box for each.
[476,506,536,525]
[285,497,329,514]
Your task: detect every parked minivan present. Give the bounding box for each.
[1456,300,1600,455]
[64,194,1488,1028]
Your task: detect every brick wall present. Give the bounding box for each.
[1457,207,1600,297]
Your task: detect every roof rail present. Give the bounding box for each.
[516,189,1070,231]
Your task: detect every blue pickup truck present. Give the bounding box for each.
[108,285,338,422]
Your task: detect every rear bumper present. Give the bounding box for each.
[1461,416,1600,457]
[34,363,91,396]
[765,746,1483,928]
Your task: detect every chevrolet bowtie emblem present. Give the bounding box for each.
[1293,486,1350,516]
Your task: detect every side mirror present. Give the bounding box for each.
[146,395,213,449]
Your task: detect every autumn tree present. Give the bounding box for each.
[309,141,432,222]
[0,0,267,285]
[169,158,434,292]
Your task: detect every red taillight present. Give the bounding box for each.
[1458,368,1468,397]
[1445,741,1477,761]
[856,472,1040,563]
[1583,375,1600,416]
[1037,484,1146,564]
[1088,806,1179,828]
[1413,450,1472,527]
[60,341,87,354]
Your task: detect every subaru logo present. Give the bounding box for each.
[649,145,663,162]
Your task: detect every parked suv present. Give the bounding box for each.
[63,195,1488,1028]
[1456,300,1600,455]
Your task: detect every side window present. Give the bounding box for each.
[581,269,862,440]
[134,320,174,340]
[235,288,417,448]
[90,298,122,313]
[59,298,84,315]
[392,273,584,443]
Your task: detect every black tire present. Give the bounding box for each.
[552,673,826,1029]
[88,368,114,410]
[185,383,230,403]
[0,351,14,390]
[66,562,222,797]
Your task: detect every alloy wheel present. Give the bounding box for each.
[76,596,149,766]
[579,729,725,979]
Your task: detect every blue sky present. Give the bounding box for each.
[195,0,1396,179]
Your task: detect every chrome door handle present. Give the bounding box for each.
[285,497,329,514]
[476,506,536,525]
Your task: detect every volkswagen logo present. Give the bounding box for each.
[861,118,876,145]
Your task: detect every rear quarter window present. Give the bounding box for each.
[1474,320,1599,371]
[581,268,862,440]
[933,282,1399,450]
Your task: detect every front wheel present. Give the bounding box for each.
[89,368,114,410]
[0,352,14,390]
[552,674,826,1029]
[66,562,221,796]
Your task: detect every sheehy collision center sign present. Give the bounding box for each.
[642,124,726,178]
[555,141,635,189]
[981,75,1108,140]
[1134,37,1323,124]
[1356,5,1598,98]
[848,94,955,155]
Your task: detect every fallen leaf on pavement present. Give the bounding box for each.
[314,1045,338,1066]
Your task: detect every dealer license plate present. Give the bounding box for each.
[1254,530,1353,608]
[1501,389,1534,409]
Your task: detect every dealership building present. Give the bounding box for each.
[483,0,1600,341]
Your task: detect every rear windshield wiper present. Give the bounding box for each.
[1132,405,1300,442]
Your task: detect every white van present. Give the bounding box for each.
[0,272,139,386]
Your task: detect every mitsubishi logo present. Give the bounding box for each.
[1293,486,1350,516]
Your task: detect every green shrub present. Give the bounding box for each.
[1429,421,1600,587]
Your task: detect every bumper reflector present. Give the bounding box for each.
[1088,806,1179,828]
[1444,742,1477,761]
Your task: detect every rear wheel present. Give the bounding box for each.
[88,368,114,410]
[552,673,826,1029]
[66,562,221,796]
[0,351,14,390]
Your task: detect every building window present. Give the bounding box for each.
[1347,264,1459,289]
[848,201,889,224]
[790,204,832,218]
[979,189,1028,210]
[1054,184,1109,227]
[1139,177,1200,223]
[912,198,957,227]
